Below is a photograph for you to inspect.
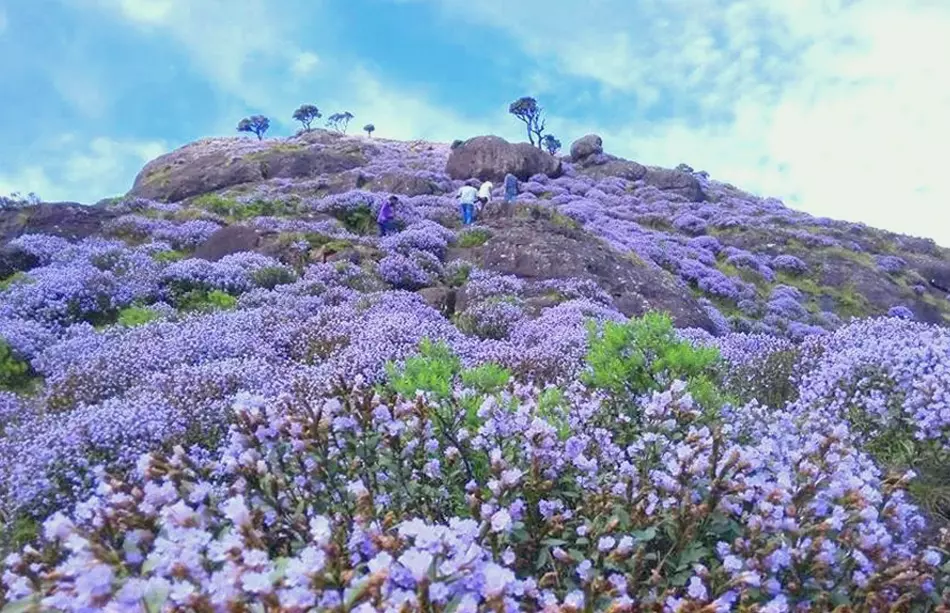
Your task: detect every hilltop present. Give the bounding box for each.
[2,129,950,608]
[3,129,948,337]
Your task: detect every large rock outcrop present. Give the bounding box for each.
[129,135,368,203]
[567,134,705,202]
[448,212,716,332]
[570,134,604,161]
[0,202,117,243]
[445,136,562,182]
[193,225,265,261]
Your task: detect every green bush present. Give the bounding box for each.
[386,339,460,400]
[152,250,187,263]
[340,204,374,235]
[583,312,725,414]
[0,340,32,392]
[177,289,238,313]
[251,266,296,290]
[456,227,492,248]
[446,262,472,287]
[191,194,236,217]
[459,362,510,394]
[116,305,160,328]
[0,272,29,292]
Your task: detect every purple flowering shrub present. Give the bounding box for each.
[672,213,707,235]
[378,253,435,290]
[888,305,915,320]
[771,254,808,275]
[3,353,946,609]
[876,255,908,274]
[457,298,527,341]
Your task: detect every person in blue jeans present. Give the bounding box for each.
[503,173,518,217]
[377,195,398,235]
[503,173,518,202]
[457,184,478,225]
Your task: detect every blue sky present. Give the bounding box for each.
[1,0,949,244]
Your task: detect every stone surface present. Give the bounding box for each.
[0,202,117,243]
[129,138,368,202]
[447,213,716,332]
[193,225,263,261]
[369,173,440,196]
[575,155,705,201]
[0,246,40,279]
[569,134,604,161]
[417,286,457,317]
[445,135,562,182]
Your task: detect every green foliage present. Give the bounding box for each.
[446,262,472,287]
[385,339,461,400]
[152,250,187,263]
[177,289,238,313]
[0,340,32,392]
[460,363,510,394]
[536,386,570,440]
[339,204,374,235]
[583,312,725,411]
[0,272,29,292]
[0,515,38,557]
[724,348,801,408]
[456,227,492,248]
[192,193,295,221]
[251,266,296,290]
[192,193,236,216]
[116,306,159,328]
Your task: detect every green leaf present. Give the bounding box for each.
[1,598,39,613]
[631,527,657,542]
[669,570,691,587]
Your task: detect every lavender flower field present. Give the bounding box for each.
[1,131,950,610]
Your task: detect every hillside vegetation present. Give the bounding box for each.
[0,130,949,609]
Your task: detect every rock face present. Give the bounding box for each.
[129,136,368,202]
[566,136,705,202]
[0,246,40,279]
[0,202,117,243]
[193,225,265,261]
[570,134,603,161]
[368,173,439,196]
[445,136,562,182]
[448,213,715,332]
[576,156,705,201]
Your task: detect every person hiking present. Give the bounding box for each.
[377,195,398,236]
[503,173,518,216]
[457,183,478,226]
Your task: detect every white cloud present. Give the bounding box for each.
[0,136,167,203]
[291,51,320,77]
[86,0,325,111]
[417,0,950,245]
[115,0,175,23]
[0,7,8,34]
[331,67,519,143]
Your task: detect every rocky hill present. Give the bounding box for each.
[3,130,948,338]
[3,129,950,608]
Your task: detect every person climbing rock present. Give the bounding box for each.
[503,173,518,217]
[478,180,493,207]
[457,183,478,226]
[476,181,493,219]
[377,195,398,236]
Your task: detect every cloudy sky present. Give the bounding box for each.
[1,0,949,244]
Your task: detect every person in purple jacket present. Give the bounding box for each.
[378,195,398,236]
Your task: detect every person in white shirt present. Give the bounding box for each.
[457,184,478,225]
[477,181,493,208]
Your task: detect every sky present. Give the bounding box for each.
[1,0,949,244]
